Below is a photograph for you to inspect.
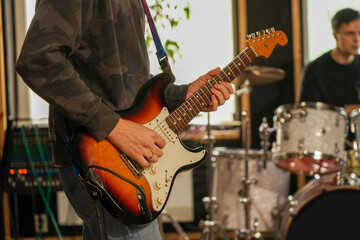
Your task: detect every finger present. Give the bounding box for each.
[154,134,166,149]
[207,95,219,111]
[208,67,220,77]
[151,146,163,159]
[221,81,234,94]
[146,150,158,163]
[138,156,150,167]
[201,68,220,82]
[211,87,226,106]
[215,84,231,101]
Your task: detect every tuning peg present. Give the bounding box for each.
[251,33,256,38]
[256,31,261,36]
[265,28,271,34]
[246,34,252,40]
[270,27,276,32]
[261,30,265,35]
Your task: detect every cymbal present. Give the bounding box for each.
[233,65,286,86]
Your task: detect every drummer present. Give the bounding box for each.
[298,7,360,113]
[298,8,360,178]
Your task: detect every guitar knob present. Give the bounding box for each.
[153,181,163,190]
[156,197,164,205]
[148,165,158,175]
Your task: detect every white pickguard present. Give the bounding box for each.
[143,107,206,212]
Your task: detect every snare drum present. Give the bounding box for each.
[272,102,347,175]
[278,174,360,240]
[212,147,290,234]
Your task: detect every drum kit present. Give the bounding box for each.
[197,66,360,240]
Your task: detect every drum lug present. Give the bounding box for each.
[299,109,307,122]
[297,138,304,153]
[287,195,298,217]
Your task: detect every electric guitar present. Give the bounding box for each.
[71,28,288,223]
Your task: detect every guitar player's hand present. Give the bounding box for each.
[107,118,166,167]
[186,67,234,112]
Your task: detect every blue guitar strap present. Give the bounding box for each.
[140,0,176,82]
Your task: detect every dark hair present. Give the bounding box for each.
[331,8,360,31]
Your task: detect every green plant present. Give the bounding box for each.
[146,0,191,64]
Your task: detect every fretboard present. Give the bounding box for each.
[166,46,257,134]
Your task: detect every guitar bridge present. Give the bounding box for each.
[121,153,143,179]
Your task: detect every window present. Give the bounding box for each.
[21,1,235,125]
[305,0,360,63]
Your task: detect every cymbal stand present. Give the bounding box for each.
[236,111,262,240]
[199,113,230,240]
[258,116,284,238]
[158,209,190,240]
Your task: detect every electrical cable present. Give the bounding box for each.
[33,125,52,239]
[20,125,63,240]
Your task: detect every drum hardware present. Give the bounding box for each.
[233,65,286,87]
[232,110,262,240]
[259,117,280,170]
[235,79,252,96]
[199,113,230,240]
[158,209,190,240]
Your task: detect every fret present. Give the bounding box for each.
[216,74,226,84]
[225,65,236,80]
[233,59,242,72]
[222,68,232,82]
[199,88,210,106]
[188,96,202,113]
[237,55,246,71]
[166,114,180,133]
[246,47,257,61]
[243,51,252,62]
[178,105,191,123]
[192,93,205,111]
[203,82,212,95]
[184,101,197,118]
[173,110,187,129]
[249,45,258,58]
[223,71,232,82]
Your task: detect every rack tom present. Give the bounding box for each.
[272,102,347,175]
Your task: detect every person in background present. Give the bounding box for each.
[297,7,360,186]
[15,1,234,239]
[299,7,360,113]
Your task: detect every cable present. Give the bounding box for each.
[33,125,52,238]
[20,125,63,240]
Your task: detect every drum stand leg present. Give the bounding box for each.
[158,209,190,240]
[199,113,230,240]
[236,111,262,240]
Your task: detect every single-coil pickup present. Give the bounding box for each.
[157,119,177,143]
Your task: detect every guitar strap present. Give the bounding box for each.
[140,0,176,83]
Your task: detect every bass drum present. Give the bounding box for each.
[212,147,290,235]
[278,174,360,240]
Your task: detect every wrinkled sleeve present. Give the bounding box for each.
[15,0,119,141]
[164,83,188,111]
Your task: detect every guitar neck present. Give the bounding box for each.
[166,46,257,134]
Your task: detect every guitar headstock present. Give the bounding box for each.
[245,27,288,59]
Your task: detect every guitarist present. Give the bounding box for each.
[15,0,234,239]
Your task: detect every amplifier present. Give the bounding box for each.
[4,125,61,193]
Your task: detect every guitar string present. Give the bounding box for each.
[145,32,281,160]
[158,34,275,136]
